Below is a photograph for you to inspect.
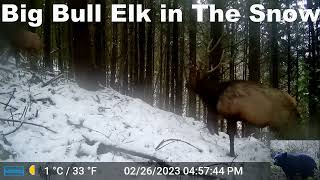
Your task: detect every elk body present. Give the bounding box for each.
[188,72,300,156]
[10,30,43,54]
[0,23,42,54]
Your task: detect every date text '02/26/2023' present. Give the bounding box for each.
[123,166,243,176]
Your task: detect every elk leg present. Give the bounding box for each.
[227,120,237,157]
[207,106,220,135]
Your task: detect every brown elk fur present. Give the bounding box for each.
[188,76,300,156]
[216,81,299,135]
[10,30,43,54]
[190,78,300,138]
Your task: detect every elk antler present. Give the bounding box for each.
[207,35,222,54]
[186,35,226,84]
[208,49,225,74]
[200,49,225,80]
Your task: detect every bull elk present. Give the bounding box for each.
[187,39,300,157]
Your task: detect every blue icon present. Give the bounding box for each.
[3,166,25,176]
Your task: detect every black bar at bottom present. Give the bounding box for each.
[0,162,270,180]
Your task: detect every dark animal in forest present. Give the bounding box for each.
[10,30,43,54]
[0,24,42,54]
[186,39,300,157]
[274,152,317,180]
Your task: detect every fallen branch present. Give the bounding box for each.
[98,143,166,163]
[0,101,18,110]
[0,118,57,134]
[34,98,56,105]
[4,88,16,110]
[67,119,109,139]
[3,106,27,136]
[92,95,101,103]
[41,74,64,88]
[156,139,203,153]
[8,109,14,126]
[50,46,67,54]
[0,92,12,95]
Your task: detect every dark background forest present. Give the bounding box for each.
[13,0,320,138]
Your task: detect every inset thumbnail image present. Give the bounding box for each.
[270,140,320,180]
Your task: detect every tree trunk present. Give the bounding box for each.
[95,0,107,87]
[270,0,279,88]
[145,0,155,105]
[207,0,224,135]
[137,0,146,99]
[133,22,139,97]
[187,0,197,118]
[158,22,164,108]
[165,13,171,111]
[230,23,235,81]
[110,0,118,89]
[44,0,52,71]
[176,15,184,116]
[128,14,135,95]
[56,23,63,72]
[245,0,261,137]
[171,0,180,114]
[307,0,319,137]
[67,1,74,79]
[70,0,99,91]
[121,22,129,95]
[286,0,292,94]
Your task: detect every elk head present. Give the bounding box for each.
[186,34,226,94]
[186,49,225,97]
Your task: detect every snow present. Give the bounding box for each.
[0,57,270,162]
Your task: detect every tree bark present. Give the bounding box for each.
[245,0,261,137]
[171,0,180,114]
[207,0,224,135]
[270,0,279,88]
[145,0,155,105]
[70,0,99,91]
[176,13,184,116]
[44,0,52,71]
[307,0,319,137]
[286,0,292,94]
[95,0,107,87]
[187,0,197,118]
[56,23,63,72]
[137,0,146,99]
[110,0,118,89]
[165,6,172,111]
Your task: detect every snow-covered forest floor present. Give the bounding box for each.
[0,57,270,162]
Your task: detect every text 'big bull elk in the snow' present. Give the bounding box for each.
[1,3,320,27]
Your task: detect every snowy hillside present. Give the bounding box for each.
[0,58,269,162]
